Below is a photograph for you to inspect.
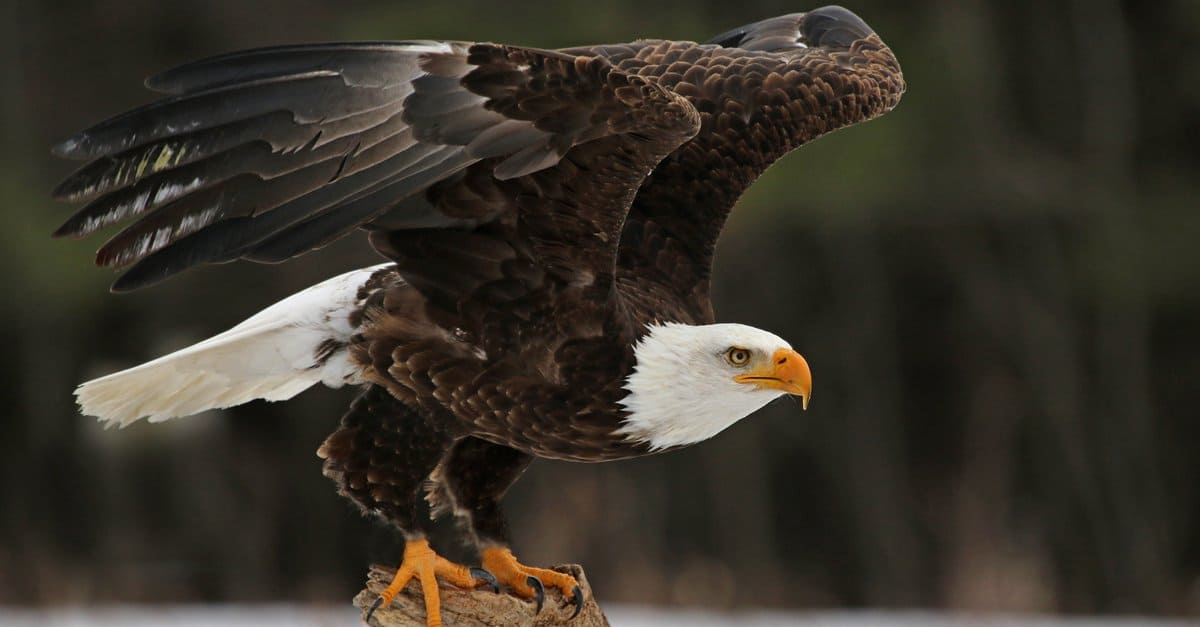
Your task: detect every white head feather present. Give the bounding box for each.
[617,322,810,451]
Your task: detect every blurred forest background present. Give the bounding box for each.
[1,0,1197,619]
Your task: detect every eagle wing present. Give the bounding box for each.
[52,41,698,292]
[591,7,906,322]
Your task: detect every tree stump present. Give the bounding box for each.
[354,563,610,626]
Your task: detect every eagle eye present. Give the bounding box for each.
[724,346,751,367]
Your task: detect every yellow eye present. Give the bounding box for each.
[725,347,751,367]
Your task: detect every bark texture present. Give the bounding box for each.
[354,563,610,626]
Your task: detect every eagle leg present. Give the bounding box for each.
[366,538,498,626]
[480,546,584,618]
[321,388,499,624]
[429,437,584,616]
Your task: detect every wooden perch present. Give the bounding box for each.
[355,563,610,626]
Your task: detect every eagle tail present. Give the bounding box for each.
[76,264,391,427]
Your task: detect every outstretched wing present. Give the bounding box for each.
[589,6,906,323]
[52,41,696,292]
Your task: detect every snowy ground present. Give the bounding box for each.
[0,606,1194,627]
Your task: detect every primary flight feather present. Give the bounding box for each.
[54,6,903,624]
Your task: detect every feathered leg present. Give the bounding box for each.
[318,386,494,626]
[432,437,584,616]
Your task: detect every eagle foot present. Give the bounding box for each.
[366,538,496,627]
[480,546,585,619]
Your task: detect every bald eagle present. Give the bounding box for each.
[53,5,904,624]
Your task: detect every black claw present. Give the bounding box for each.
[526,575,545,614]
[365,596,384,623]
[470,567,500,593]
[567,585,585,619]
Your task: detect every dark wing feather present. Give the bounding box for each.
[51,42,442,278]
[53,41,676,291]
[52,71,401,162]
[144,41,446,94]
[91,113,412,268]
[703,6,872,52]
[240,146,473,263]
[109,140,464,291]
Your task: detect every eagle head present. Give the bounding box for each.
[617,323,812,451]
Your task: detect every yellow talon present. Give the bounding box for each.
[368,539,495,627]
[481,546,584,616]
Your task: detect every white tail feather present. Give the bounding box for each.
[77,264,392,427]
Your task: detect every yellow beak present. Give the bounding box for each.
[733,348,812,409]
